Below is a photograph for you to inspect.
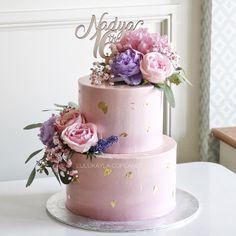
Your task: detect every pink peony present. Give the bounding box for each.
[116,28,154,54]
[61,120,98,153]
[140,52,173,84]
[56,109,85,133]
[116,28,179,67]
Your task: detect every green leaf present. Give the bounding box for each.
[42,109,62,112]
[86,152,89,160]
[179,70,192,86]
[23,123,42,130]
[68,102,78,109]
[153,83,175,108]
[51,167,61,185]
[168,68,192,86]
[25,149,43,164]
[26,168,36,187]
[54,103,67,108]
[44,168,49,176]
[175,67,182,71]
[164,83,175,108]
[142,79,150,85]
[175,68,192,86]
[59,172,71,185]
[156,83,165,90]
[86,151,97,161]
[167,73,182,85]
[90,154,97,161]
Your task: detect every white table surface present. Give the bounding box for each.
[1,162,236,236]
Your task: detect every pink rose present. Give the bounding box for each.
[56,109,85,133]
[61,120,98,153]
[140,52,173,83]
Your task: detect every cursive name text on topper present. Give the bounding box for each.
[75,12,144,58]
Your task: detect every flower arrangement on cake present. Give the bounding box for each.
[24,102,118,187]
[90,28,190,108]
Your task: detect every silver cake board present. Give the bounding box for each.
[46,189,199,232]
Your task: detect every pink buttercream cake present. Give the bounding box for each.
[65,76,177,221]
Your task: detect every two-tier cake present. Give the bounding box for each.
[66,77,177,221]
[24,14,188,223]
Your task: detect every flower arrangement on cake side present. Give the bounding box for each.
[90,28,190,108]
[24,103,118,187]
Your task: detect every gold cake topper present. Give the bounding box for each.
[75,12,144,58]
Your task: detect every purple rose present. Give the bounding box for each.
[39,115,56,148]
[110,49,143,86]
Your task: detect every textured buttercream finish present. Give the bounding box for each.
[66,135,176,221]
[79,76,163,154]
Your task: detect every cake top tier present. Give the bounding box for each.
[79,75,164,154]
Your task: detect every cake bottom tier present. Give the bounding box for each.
[66,135,177,221]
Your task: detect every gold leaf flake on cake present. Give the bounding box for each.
[73,176,80,183]
[111,200,117,208]
[103,167,112,176]
[143,100,150,107]
[97,101,108,114]
[125,171,133,179]
[146,126,151,133]
[130,102,135,110]
[153,185,158,194]
[120,132,128,138]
